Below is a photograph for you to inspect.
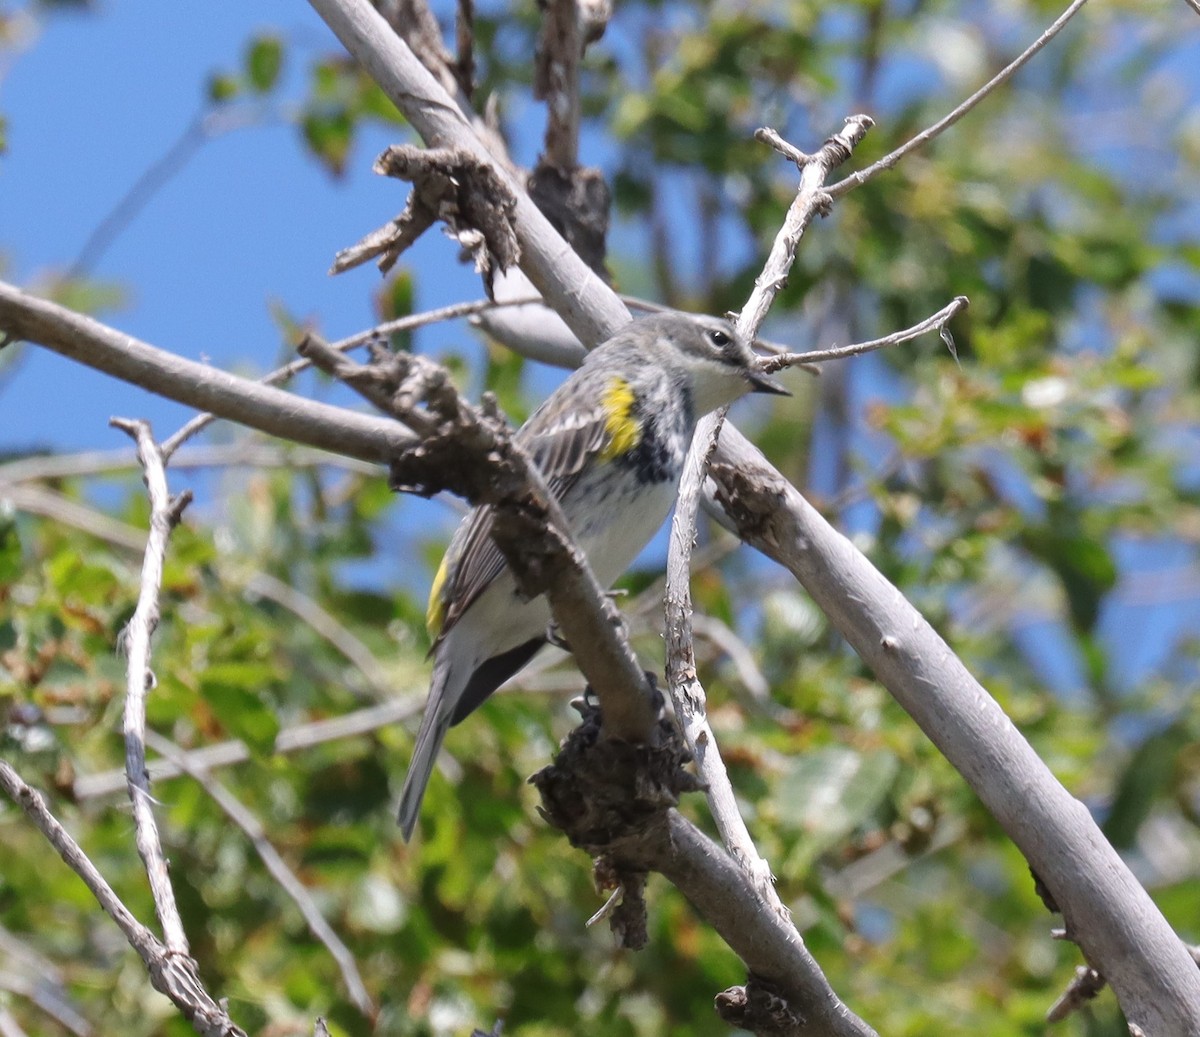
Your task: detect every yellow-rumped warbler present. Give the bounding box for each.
[398,312,788,839]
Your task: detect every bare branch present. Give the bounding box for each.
[764,297,969,371]
[707,427,1200,1034]
[1186,0,1200,16]
[1046,965,1106,1022]
[536,0,583,169]
[664,116,873,901]
[0,280,415,465]
[0,763,249,1037]
[665,410,781,905]
[161,294,540,457]
[741,116,873,336]
[754,126,810,167]
[653,813,876,1037]
[332,145,519,280]
[109,418,192,956]
[827,0,1091,199]
[74,698,426,800]
[143,733,376,1018]
[0,443,379,487]
[306,0,630,346]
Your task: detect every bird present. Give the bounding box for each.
[397,311,789,839]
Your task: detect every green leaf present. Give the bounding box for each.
[245,34,283,93]
[773,746,899,862]
[1022,527,1117,632]
[1103,725,1189,849]
[301,108,353,176]
[206,72,240,104]
[376,271,414,352]
[199,666,281,753]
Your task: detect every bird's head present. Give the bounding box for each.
[636,313,790,415]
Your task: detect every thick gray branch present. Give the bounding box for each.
[708,428,1200,1035]
[645,814,876,1037]
[0,281,413,465]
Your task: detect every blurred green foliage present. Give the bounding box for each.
[3,0,1200,1035]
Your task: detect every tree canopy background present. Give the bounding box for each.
[1,0,1199,1034]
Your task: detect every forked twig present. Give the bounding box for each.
[664,119,873,911]
[828,0,1091,198]
[144,733,376,1018]
[765,297,969,371]
[0,763,249,1037]
[108,418,193,956]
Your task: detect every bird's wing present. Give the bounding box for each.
[426,382,623,645]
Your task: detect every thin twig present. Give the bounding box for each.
[1046,965,1107,1022]
[0,442,379,487]
[827,0,1091,199]
[1185,0,1200,16]
[665,118,873,896]
[74,698,426,800]
[754,126,811,167]
[0,281,415,465]
[664,410,783,908]
[764,297,969,371]
[109,418,192,956]
[0,970,92,1037]
[144,732,376,1018]
[160,294,540,458]
[0,763,249,1037]
[585,885,624,928]
[741,115,874,335]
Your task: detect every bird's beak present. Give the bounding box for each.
[746,366,791,396]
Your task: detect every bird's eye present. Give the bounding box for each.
[708,328,731,347]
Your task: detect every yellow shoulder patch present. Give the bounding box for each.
[426,552,450,637]
[599,376,641,460]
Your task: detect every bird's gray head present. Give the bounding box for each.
[616,312,790,415]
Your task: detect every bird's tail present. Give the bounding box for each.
[397,652,455,841]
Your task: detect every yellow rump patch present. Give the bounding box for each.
[599,377,641,460]
[426,553,450,637]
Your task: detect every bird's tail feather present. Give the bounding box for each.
[397,653,455,841]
